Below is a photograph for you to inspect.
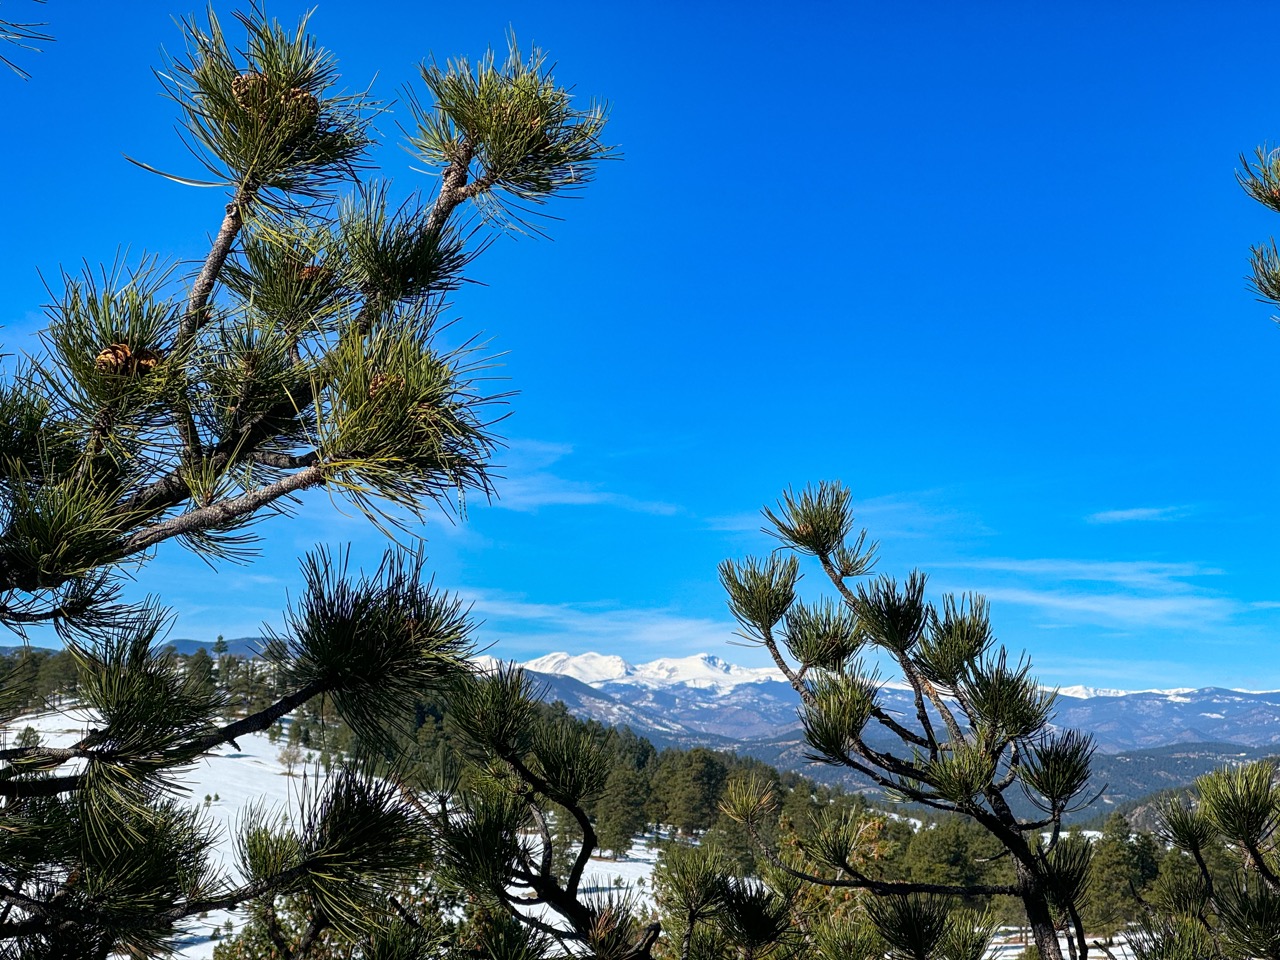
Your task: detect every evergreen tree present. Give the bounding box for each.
[596,764,650,858]
[903,817,1010,912]
[656,748,730,836]
[710,482,1100,960]
[432,665,662,960]
[594,481,1106,959]
[1081,812,1157,935]
[1131,762,1280,958]
[0,5,612,955]
[185,647,217,699]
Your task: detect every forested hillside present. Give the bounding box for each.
[4,642,1241,954]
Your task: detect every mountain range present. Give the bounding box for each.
[491,651,1280,817]
[505,650,1280,753]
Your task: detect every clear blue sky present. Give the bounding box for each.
[4,1,1280,690]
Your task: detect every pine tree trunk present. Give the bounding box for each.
[1017,861,1065,960]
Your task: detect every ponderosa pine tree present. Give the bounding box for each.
[1124,762,1280,958]
[376,394,1059,960]
[709,482,1101,960]
[0,6,612,956]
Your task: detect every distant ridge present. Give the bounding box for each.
[165,637,264,657]
[0,637,267,658]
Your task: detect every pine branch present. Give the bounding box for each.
[122,462,325,553]
[424,141,474,234]
[180,189,251,343]
[0,771,84,797]
[741,816,1018,898]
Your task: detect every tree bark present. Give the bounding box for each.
[1018,861,1066,960]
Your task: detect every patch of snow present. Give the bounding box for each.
[15,709,313,959]
[1054,685,1200,699]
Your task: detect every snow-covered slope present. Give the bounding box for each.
[523,651,636,684]
[12,707,667,958]
[16,709,309,959]
[1055,684,1196,699]
[523,651,777,693]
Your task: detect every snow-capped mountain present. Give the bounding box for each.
[1055,684,1195,700]
[524,651,778,694]
[513,651,1280,757]
[512,652,800,742]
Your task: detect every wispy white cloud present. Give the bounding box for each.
[704,512,765,533]
[494,474,678,515]
[938,558,1220,590]
[979,586,1237,629]
[461,590,740,662]
[933,555,1240,633]
[853,492,994,540]
[1086,505,1190,524]
[1030,653,1209,688]
[489,440,679,515]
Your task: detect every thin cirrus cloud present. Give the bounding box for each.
[487,439,678,516]
[933,557,1237,631]
[461,589,737,661]
[942,558,1221,589]
[977,586,1237,629]
[492,473,678,515]
[1086,505,1190,524]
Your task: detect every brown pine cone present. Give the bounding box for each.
[132,348,161,375]
[94,343,132,373]
[368,373,407,399]
[231,72,270,109]
[297,263,329,284]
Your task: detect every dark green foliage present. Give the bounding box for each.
[865,893,951,960]
[915,595,994,689]
[408,36,615,229]
[800,668,877,765]
[651,747,729,835]
[266,547,471,750]
[718,876,796,958]
[0,0,613,633]
[1077,813,1159,934]
[719,554,799,641]
[781,597,862,671]
[707,482,1102,960]
[1020,730,1096,816]
[903,819,1007,910]
[0,5,615,955]
[597,765,650,857]
[155,7,374,198]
